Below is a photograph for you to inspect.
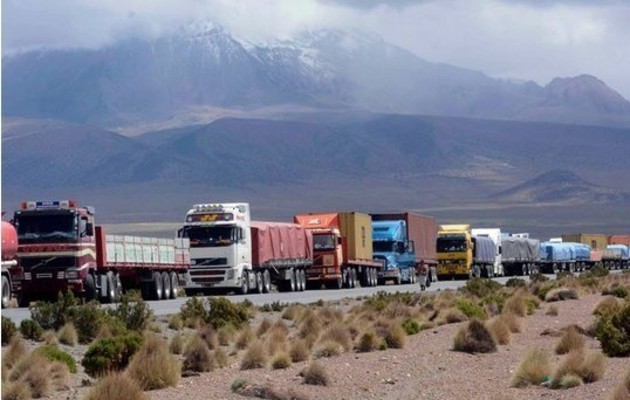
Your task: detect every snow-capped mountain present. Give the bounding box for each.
[3,21,630,128]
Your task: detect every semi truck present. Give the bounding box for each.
[436,224,496,279]
[501,235,540,276]
[471,228,503,277]
[180,203,313,295]
[602,245,629,269]
[539,242,577,273]
[294,212,381,289]
[370,213,438,284]
[13,200,190,305]
[2,220,19,308]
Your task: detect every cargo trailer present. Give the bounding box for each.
[501,236,540,276]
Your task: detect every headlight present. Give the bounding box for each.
[66,270,78,279]
[226,270,235,280]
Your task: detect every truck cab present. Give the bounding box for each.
[436,224,473,279]
[178,203,252,294]
[13,200,96,304]
[471,228,503,277]
[372,220,415,284]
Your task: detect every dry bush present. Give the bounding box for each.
[126,336,180,390]
[302,361,329,386]
[383,323,406,349]
[240,341,267,370]
[42,330,58,346]
[169,333,184,355]
[317,307,343,324]
[441,308,468,325]
[558,374,582,389]
[198,324,218,350]
[235,326,255,350]
[9,353,49,383]
[546,289,579,302]
[271,352,292,369]
[167,314,183,331]
[214,347,229,369]
[1,380,31,400]
[486,317,511,345]
[504,293,528,317]
[355,330,379,353]
[49,361,70,391]
[555,326,585,355]
[453,320,497,354]
[83,372,147,400]
[546,305,559,316]
[217,325,235,347]
[271,320,290,336]
[298,311,322,341]
[289,340,311,363]
[256,318,272,336]
[314,341,343,358]
[500,312,523,333]
[609,368,630,400]
[183,335,214,372]
[20,356,51,398]
[3,337,28,369]
[511,347,553,388]
[553,349,608,387]
[281,304,305,321]
[56,323,78,346]
[319,323,352,351]
[594,297,621,317]
[265,326,288,357]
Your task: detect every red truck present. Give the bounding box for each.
[13,200,190,306]
[2,220,20,308]
[294,212,382,289]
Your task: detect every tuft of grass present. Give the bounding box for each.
[169,333,185,355]
[265,325,288,357]
[314,341,342,358]
[230,378,247,392]
[384,322,406,349]
[42,330,59,345]
[486,317,511,345]
[453,319,497,354]
[593,297,621,317]
[500,312,523,333]
[217,324,235,347]
[609,368,630,400]
[553,349,608,387]
[49,361,70,391]
[271,352,292,369]
[281,304,304,321]
[558,374,582,389]
[183,335,214,372]
[302,361,329,386]
[240,341,267,370]
[167,314,183,331]
[401,319,421,335]
[455,299,487,320]
[18,354,51,398]
[546,305,559,316]
[443,308,468,324]
[555,326,585,355]
[235,326,255,350]
[511,347,553,388]
[289,339,311,363]
[214,347,229,369]
[126,336,180,390]
[35,345,77,373]
[56,323,78,346]
[256,318,272,336]
[319,323,352,352]
[355,330,380,353]
[1,380,31,400]
[198,324,218,350]
[3,337,28,369]
[504,293,528,317]
[546,288,579,302]
[83,372,147,400]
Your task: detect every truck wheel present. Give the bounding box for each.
[162,272,172,300]
[351,268,358,288]
[372,269,378,286]
[300,269,307,291]
[239,271,249,295]
[262,270,271,293]
[170,272,179,299]
[151,271,163,300]
[85,273,97,301]
[289,269,297,292]
[103,273,116,304]
[395,272,402,285]
[255,272,263,294]
[334,275,343,290]
[1,275,11,309]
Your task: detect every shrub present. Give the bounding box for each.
[230,378,247,392]
[555,326,585,355]
[49,361,70,391]
[73,302,114,343]
[506,278,527,288]
[500,312,523,333]
[235,326,255,350]
[319,323,351,351]
[83,372,147,400]
[289,339,310,362]
[356,330,379,353]
[553,350,607,387]
[609,368,630,400]
[19,319,44,341]
[20,359,51,398]
[217,324,235,347]
[2,316,17,345]
[401,319,421,335]
[586,264,609,278]
[3,337,28,368]
[546,305,559,316]
[169,333,184,355]
[595,300,630,357]
[461,277,502,298]
[29,291,78,330]
[240,341,267,370]
[167,314,183,331]
[504,294,528,317]
[530,273,549,283]
[594,297,621,317]
[57,323,78,346]
[256,318,272,336]
[81,332,143,377]
[612,286,629,299]
[271,352,292,369]
[546,289,579,302]
[557,374,582,389]
[455,299,487,320]
[511,347,553,388]
[302,362,329,386]
[314,341,342,358]
[207,297,250,329]
[214,347,229,368]
[199,324,218,350]
[183,335,214,372]
[35,345,78,373]
[108,293,153,332]
[126,336,180,390]
[180,297,207,325]
[486,317,511,345]
[453,319,497,354]
[1,380,31,400]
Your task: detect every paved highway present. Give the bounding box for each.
[1,275,544,324]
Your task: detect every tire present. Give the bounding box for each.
[1,275,11,309]
[255,272,263,294]
[103,273,116,304]
[151,271,163,300]
[239,271,249,295]
[350,268,357,288]
[395,271,402,285]
[170,272,179,299]
[334,274,343,290]
[162,272,172,300]
[289,269,296,292]
[262,270,271,293]
[85,273,97,301]
[300,269,307,292]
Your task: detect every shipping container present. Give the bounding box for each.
[608,235,630,246]
[561,234,608,250]
[371,213,438,265]
[339,213,373,262]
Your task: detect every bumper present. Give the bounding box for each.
[306,266,340,281]
[21,279,85,300]
[379,268,400,278]
[186,267,241,289]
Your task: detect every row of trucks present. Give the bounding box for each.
[2,200,440,305]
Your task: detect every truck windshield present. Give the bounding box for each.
[180,226,237,248]
[437,238,467,252]
[373,240,396,253]
[313,234,336,251]
[15,213,78,244]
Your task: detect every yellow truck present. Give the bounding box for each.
[436,224,495,279]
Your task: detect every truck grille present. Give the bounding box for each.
[192,258,228,266]
[21,257,76,270]
[189,268,225,284]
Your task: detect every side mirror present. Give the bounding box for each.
[177,228,184,238]
[85,222,94,236]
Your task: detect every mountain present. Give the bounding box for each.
[3,23,630,129]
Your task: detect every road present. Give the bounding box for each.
[1,275,542,324]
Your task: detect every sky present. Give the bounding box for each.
[3,0,630,98]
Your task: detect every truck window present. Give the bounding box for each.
[313,234,336,250]
[180,226,237,248]
[79,217,89,237]
[437,238,467,252]
[14,212,78,243]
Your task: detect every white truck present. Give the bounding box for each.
[471,228,503,277]
[179,203,313,295]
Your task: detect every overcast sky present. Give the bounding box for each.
[3,0,630,98]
